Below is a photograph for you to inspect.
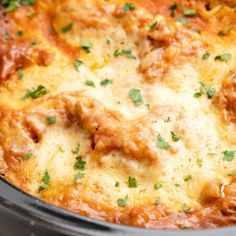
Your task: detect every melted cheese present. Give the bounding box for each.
[0,0,236,230]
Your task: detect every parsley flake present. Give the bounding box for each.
[23,150,33,160]
[154,183,162,190]
[62,23,73,33]
[85,80,95,87]
[128,176,137,188]
[122,2,135,12]
[150,20,158,30]
[114,49,136,59]
[128,88,143,106]
[46,116,56,125]
[156,134,171,149]
[74,59,83,71]
[202,51,210,60]
[74,156,86,170]
[38,170,50,192]
[223,150,235,161]
[117,195,128,207]
[80,42,92,53]
[71,144,80,154]
[22,85,49,100]
[17,69,24,79]
[100,79,112,87]
[215,53,231,62]
[171,131,180,142]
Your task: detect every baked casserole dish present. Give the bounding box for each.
[0,0,236,230]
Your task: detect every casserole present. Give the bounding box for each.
[0,0,236,232]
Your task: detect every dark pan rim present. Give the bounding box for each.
[0,177,235,236]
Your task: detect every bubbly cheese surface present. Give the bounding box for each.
[0,0,236,230]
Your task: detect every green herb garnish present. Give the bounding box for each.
[215,53,231,62]
[74,156,86,170]
[100,79,112,87]
[80,42,92,53]
[46,116,56,125]
[22,85,49,100]
[128,88,143,106]
[122,2,135,12]
[23,150,33,160]
[156,134,171,149]
[62,23,73,33]
[38,170,50,192]
[223,150,235,161]
[117,195,128,207]
[154,183,162,190]
[74,59,83,71]
[128,176,137,188]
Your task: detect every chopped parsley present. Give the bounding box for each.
[223,150,235,161]
[171,131,180,142]
[128,88,143,106]
[71,144,80,154]
[16,30,23,37]
[85,80,95,87]
[149,20,158,30]
[128,176,137,188]
[183,9,197,17]
[74,172,85,180]
[194,81,216,99]
[62,23,73,33]
[74,59,83,71]
[202,51,210,60]
[182,203,190,212]
[74,156,86,170]
[117,195,128,207]
[80,42,92,53]
[215,53,231,62]
[46,116,56,125]
[169,2,177,17]
[154,183,162,190]
[17,69,24,79]
[115,181,120,187]
[22,85,49,100]
[196,158,203,165]
[23,150,33,160]
[114,49,136,59]
[156,134,171,149]
[2,0,36,12]
[122,2,135,12]
[154,199,161,205]
[184,175,192,181]
[38,170,50,192]
[228,171,233,177]
[164,117,171,122]
[100,79,112,87]
[177,18,187,24]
